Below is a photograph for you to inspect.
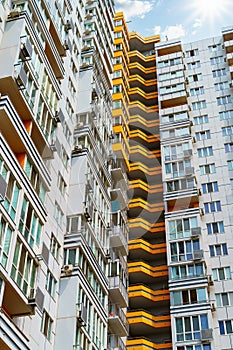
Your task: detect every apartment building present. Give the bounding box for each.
[0,1,128,350]
[114,11,233,350]
[113,12,172,350]
[155,27,233,350]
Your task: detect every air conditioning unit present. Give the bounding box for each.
[193,250,204,261]
[74,144,83,152]
[85,13,93,20]
[28,288,36,300]
[9,8,21,18]
[65,20,72,32]
[63,39,70,51]
[77,304,88,326]
[20,39,33,60]
[63,264,74,275]
[80,62,90,68]
[201,329,213,342]
[14,66,28,89]
[200,208,204,216]
[211,303,216,312]
[82,45,91,51]
[191,227,201,237]
[208,275,214,286]
[84,206,91,220]
[83,28,91,35]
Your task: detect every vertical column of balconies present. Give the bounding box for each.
[113,13,172,350]
[156,40,214,350]
[0,0,77,349]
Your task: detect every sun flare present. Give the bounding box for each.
[191,0,230,20]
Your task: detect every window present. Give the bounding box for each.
[168,217,198,240]
[113,84,121,94]
[192,101,206,110]
[46,270,57,298]
[165,159,192,178]
[171,263,205,280]
[227,160,233,170]
[222,127,233,136]
[212,267,231,281]
[186,49,199,57]
[160,83,185,95]
[209,243,228,257]
[195,130,210,141]
[217,95,231,106]
[177,345,211,350]
[159,70,183,81]
[162,111,188,124]
[41,311,53,340]
[225,143,233,153]
[157,57,182,68]
[216,292,233,307]
[166,178,195,192]
[18,197,42,248]
[193,115,209,125]
[215,82,229,91]
[207,221,224,234]
[57,173,67,196]
[220,110,233,120]
[114,31,122,38]
[200,164,216,175]
[113,70,122,79]
[202,182,218,193]
[164,142,191,161]
[189,73,202,83]
[175,314,208,341]
[187,61,201,69]
[210,56,224,65]
[0,217,12,268]
[162,126,190,139]
[170,239,200,262]
[209,43,222,52]
[190,86,204,96]
[204,201,221,213]
[64,248,76,265]
[171,287,207,306]
[219,320,233,335]
[54,202,64,227]
[197,147,213,158]
[213,68,226,77]
[115,19,122,26]
[11,239,37,296]
[50,234,60,261]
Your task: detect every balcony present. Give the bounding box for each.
[0,308,30,350]
[109,275,128,307]
[127,338,172,350]
[109,225,128,256]
[107,334,126,350]
[108,304,129,337]
[129,285,170,309]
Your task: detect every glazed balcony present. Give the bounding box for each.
[0,308,30,350]
[108,304,129,337]
[109,275,128,307]
[109,225,128,256]
[107,334,126,350]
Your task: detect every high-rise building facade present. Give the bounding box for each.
[113,12,172,350]
[114,12,233,350]
[0,1,128,350]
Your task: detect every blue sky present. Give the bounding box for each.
[115,0,233,43]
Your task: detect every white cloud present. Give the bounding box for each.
[153,25,161,35]
[193,18,202,28]
[162,24,186,40]
[115,0,155,19]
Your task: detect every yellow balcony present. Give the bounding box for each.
[129,180,163,194]
[128,261,168,280]
[127,338,172,350]
[128,62,156,79]
[129,162,162,176]
[127,310,171,332]
[128,87,158,105]
[129,239,166,254]
[129,101,158,114]
[128,50,156,64]
[129,129,159,143]
[129,285,170,304]
[129,114,159,130]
